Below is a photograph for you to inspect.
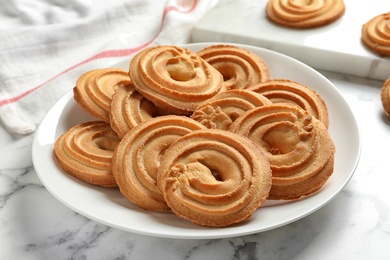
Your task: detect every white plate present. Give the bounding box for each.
[32,43,360,239]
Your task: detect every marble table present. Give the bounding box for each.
[1,67,390,259]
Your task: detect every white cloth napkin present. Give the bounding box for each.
[0,0,219,135]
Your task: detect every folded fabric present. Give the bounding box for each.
[0,0,219,135]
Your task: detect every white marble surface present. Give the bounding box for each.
[192,0,390,81]
[1,68,390,259]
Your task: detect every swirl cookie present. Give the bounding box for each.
[381,78,390,118]
[112,115,206,211]
[249,79,329,128]
[54,121,120,187]
[157,129,272,227]
[362,12,390,56]
[74,68,131,122]
[129,45,224,115]
[109,84,161,138]
[197,44,270,90]
[229,104,335,200]
[266,0,346,29]
[191,89,272,130]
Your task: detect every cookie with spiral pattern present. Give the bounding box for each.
[381,78,390,117]
[109,83,161,138]
[191,89,272,130]
[266,0,345,29]
[129,45,224,115]
[157,129,272,227]
[249,79,329,128]
[229,104,335,200]
[54,121,120,187]
[197,44,270,90]
[74,68,132,122]
[362,12,390,56]
[112,115,206,211]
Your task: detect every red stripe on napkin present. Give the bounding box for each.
[0,0,198,107]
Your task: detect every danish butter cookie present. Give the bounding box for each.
[129,45,224,115]
[191,89,272,130]
[157,129,272,227]
[381,77,390,117]
[112,116,206,211]
[249,79,329,128]
[362,12,390,56]
[197,44,270,90]
[54,121,120,187]
[266,0,346,29]
[229,104,335,200]
[74,68,131,121]
[109,84,160,138]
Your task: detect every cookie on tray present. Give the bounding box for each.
[266,0,346,29]
[362,12,390,56]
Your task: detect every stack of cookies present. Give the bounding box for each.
[54,44,335,227]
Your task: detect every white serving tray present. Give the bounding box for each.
[192,0,390,81]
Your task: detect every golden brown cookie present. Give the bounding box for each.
[112,115,206,211]
[191,89,272,130]
[129,45,224,115]
[381,77,390,117]
[74,68,131,122]
[197,44,270,90]
[362,12,390,56]
[109,83,161,138]
[157,129,272,227]
[54,121,120,187]
[266,0,346,29]
[249,79,329,128]
[229,104,335,200]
